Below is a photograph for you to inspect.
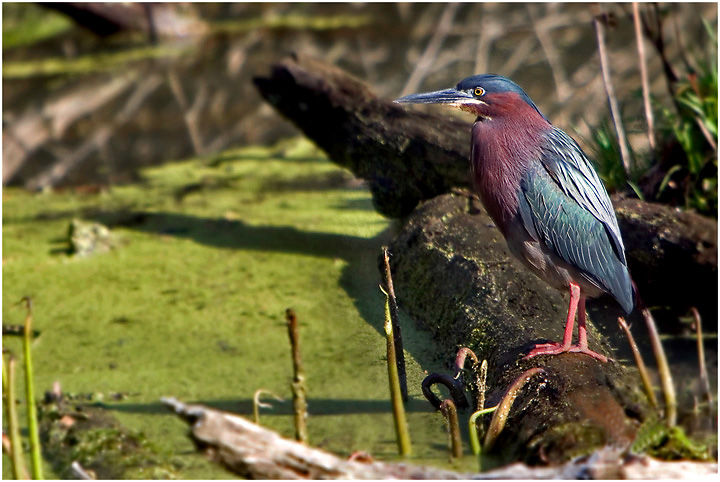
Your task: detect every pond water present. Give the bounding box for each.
[4,3,715,189]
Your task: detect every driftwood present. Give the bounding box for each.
[252,54,717,324]
[41,3,207,39]
[162,397,717,479]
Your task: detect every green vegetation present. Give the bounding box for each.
[587,117,644,198]
[41,400,180,479]
[2,300,45,479]
[632,418,716,461]
[2,3,72,49]
[592,18,718,217]
[656,21,718,215]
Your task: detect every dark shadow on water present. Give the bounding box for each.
[84,208,447,386]
[89,209,418,346]
[209,153,329,167]
[98,210,383,265]
[101,396,435,417]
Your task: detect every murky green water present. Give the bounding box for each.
[3,139,485,477]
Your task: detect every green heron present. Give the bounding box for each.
[395,74,633,362]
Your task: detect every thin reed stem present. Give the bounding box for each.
[21,298,43,479]
[285,308,309,443]
[3,355,28,480]
[383,293,412,456]
[639,304,676,427]
[593,8,633,173]
[440,399,462,459]
[690,308,712,412]
[633,2,656,151]
[618,316,658,409]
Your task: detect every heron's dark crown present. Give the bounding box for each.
[458,74,548,122]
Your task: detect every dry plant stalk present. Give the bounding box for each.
[285,308,309,443]
[440,399,463,459]
[382,247,407,402]
[690,307,712,412]
[639,304,677,427]
[633,2,656,151]
[593,8,633,173]
[618,316,659,409]
[382,290,412,456]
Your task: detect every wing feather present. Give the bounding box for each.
[518,158,633,313]
[540,127,627,265]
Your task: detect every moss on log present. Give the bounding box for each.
[385,190,650,464]
[253,54,716,464]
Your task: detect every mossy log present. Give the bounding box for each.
[253,54,471,219]
[385,190,650,464]
[253,53,717,325]
[253,54,716,463]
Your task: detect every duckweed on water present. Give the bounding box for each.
[3,138,476,478]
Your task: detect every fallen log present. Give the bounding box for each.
[252,54,717,324]
[253,54,716,465]
[253,53,471,219]
[161,397,717,479]
[41,3,207,39]
[385,190,650,465]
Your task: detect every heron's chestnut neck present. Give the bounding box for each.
[469,94,550,234]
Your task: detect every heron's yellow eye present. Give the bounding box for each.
[474,87,485,97]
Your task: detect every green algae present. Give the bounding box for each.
[2,3,72,50]
[2,137,478,477]
[211,13,373,35]
[2,43,193,79]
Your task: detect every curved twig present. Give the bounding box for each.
[422,372,469,411]
[483,367,546,450]
[617,316,658,409]
[440,399,463,459]
[252,389,284,425]
[453,347,479,378]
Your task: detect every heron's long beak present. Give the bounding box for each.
[394,88,474,105]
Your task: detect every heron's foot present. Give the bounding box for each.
[524,342,609,363]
